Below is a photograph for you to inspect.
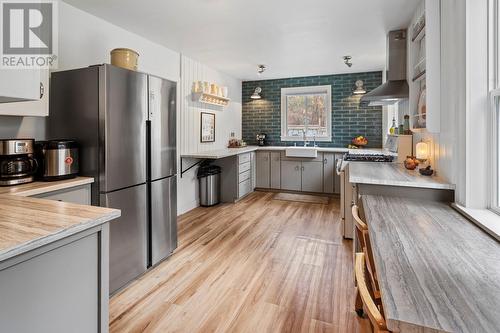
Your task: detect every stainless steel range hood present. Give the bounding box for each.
[361,29,409,106]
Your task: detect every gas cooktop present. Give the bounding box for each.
[343,153,394,162]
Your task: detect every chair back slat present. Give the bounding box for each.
[355,253,390,333]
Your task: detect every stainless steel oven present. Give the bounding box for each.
[337,152,395,239]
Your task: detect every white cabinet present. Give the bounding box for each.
[0,69,41,102]
[301,161,323,193]
[408,0,441,133]
[281,161,301,191]
[0,69,49,116]
[255,151,270,189]
[270,152,281,189]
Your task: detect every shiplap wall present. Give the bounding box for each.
[177,55,242,214]
[179,56,242,154]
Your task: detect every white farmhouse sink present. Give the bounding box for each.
[285,146,318,158]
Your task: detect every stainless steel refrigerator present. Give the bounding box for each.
[49,64,177,294]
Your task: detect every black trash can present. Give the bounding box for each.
[197,164,221,207]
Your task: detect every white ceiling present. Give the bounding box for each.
[63,0,418,80]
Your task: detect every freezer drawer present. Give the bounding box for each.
[101,184,148,294]
[151,176,177,266]
[148,76,177,180]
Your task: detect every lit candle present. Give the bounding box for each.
[416,141,429,160]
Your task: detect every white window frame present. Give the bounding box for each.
[489,90,500,214]
[280,85,332,142]
[489,0,500,214]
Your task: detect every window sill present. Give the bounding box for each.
[280,137,332,142]
[452,204,500,242]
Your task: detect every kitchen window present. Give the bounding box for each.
[280,85,332,142]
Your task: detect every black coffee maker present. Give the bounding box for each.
[0,139,38,186]
[256,133,267,146]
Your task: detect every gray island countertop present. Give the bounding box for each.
[362,195,500,333]
[349,162,455,190]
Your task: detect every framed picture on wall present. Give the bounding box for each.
[200,112,215,142]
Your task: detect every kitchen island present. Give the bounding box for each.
[0,178,120,333]
[362,195,500,333]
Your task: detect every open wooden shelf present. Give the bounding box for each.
[192,92,230,107]
[412,70,426,82]
[411,23,426,42]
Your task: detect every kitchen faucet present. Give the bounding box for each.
[301,129,309,147]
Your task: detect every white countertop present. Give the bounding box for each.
[181,146,260,159]
[0,176,94,197]
[349,162,455,190]
[181,145,394,159]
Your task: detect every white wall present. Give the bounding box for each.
[177,55,242,214]
[0,2,243,216]
[0,1,180,141]
[57,2,180,80]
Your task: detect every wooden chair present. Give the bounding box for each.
[355,253,390,333]
[352,204,382,315]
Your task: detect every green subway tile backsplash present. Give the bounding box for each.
[242,71,383,148]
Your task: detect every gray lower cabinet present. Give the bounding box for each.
[251,152,256,189]
[0,225,110,333]
[255,151,270,188]
[34,184,91,205]
[334,153,342,194]
[323,153,336,194]
[281,161,301,191]
[270,152,281,189]
[301,161,323,192]
[255,150,341,194]
[214,153,254,202]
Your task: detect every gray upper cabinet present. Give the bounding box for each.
[323,153,335,194]
[270,152,281,189]
[301,161,323,193]
[281,161,301,191]
[255,151,270,188]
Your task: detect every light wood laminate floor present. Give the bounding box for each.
[110,191,370,333]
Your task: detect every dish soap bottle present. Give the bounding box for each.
[389,117,397,135]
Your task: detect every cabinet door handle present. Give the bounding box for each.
[324,158,328,164]
[295,165,299,171]
[40,82,44,99]
[301,166,305,171]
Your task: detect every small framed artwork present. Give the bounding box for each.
[200,112,215,142]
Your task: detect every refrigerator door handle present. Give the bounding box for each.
[149,91,155,119]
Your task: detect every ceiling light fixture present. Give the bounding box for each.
[343,55,353,68]
[257,65,266,75]
[251,87,262,99]
[353,80,366,95]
